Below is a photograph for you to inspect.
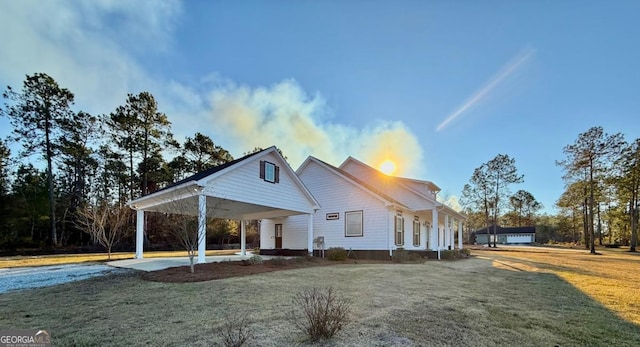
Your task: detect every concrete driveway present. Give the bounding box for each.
[106,253,280,271]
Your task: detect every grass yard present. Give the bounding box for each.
[0,249,239,268]
[0,248,639,346]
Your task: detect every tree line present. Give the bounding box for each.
[0,73,256,254]
[461,127,639,253]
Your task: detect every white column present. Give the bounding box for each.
[240,220,246,256]
[430,209,438,251]
[444,214,449,250]
[135,209,144,259]
[307,213,314,256]
[458,220,463,249]
[197,194,207,264]
[448,218,453,249]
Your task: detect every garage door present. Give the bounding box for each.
[507,235,532,244]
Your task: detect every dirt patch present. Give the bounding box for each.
[141,257,387,283]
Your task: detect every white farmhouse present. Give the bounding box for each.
[129,146,465,261]
[259,156,465,259]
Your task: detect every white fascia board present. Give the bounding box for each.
[128,181,201,210]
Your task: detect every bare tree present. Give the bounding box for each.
[76,203,130,260]
[163,190,227,273]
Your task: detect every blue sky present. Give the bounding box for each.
[1,1,639,213]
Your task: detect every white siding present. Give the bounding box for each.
[202,152,314,214]
[297,160,392,250]
[260,219,276,249]
[281,216,309,249]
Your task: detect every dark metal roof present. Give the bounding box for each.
[474,226,535,235]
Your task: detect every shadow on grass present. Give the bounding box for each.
[388,256,640,347]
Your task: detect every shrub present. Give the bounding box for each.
[326,247,347,261]
[392,249,423,263]
[217,311,254,347]
[270,257,286,266]
[291,287,350,341]
[242,254,263,266]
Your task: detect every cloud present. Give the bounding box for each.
[0,1,426,178]
[437,46,535,132]
[208,79,424,176]
[0,0,181,116]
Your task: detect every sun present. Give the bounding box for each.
[379,159,397,175]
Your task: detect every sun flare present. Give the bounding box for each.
[379,159,397,175]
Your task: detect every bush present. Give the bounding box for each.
[392,249,423,263]
[217,311,254,347]
[291,287,350,341]
[270,257,286,266]
[241,254,263,266]
[326,247,347,261]
[440,249,470,260]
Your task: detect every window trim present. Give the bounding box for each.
[260,160,280,184]
[264,162,276,183]
[344,210,363,237]
[395,213,404,246]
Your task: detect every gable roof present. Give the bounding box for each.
[338,156,466,220]
[339,156,441,194]
[297,156,411,210]
[129,146,320,210]
[474,226,536,235]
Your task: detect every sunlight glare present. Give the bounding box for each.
[379,160,397,175]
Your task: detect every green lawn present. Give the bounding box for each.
[0,248,638,346]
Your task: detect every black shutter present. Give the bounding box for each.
[259,160,265,179]
[275,165,280,183]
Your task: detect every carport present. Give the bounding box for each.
[128,147,320,263]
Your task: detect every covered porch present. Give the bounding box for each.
[131,187,315,263]
[128,147,321,264]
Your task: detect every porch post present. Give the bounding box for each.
[307,213,314,256]
[444,214,449,250]
[458,220,463,249]
[135,209,144,259]
[240,220,246,256]
[197,194,207,264]
[449,219,458,249]
[431,209,438,251]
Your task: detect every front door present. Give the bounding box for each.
[275,224,283,248]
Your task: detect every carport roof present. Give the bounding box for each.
[127,146,320,219]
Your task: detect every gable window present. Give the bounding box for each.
[413,217,420,246]
[345,211,363,237]
[395,213,404,246]
[260,160,280,183]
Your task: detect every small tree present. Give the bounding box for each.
[76,203,130,260]
[163,190,227,273]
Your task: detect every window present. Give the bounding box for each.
[395,213,404,246]
[413,217,420,246]
[260,160,279,183]
[345,211,363,237]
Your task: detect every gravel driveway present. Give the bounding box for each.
[0,263,128,294]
